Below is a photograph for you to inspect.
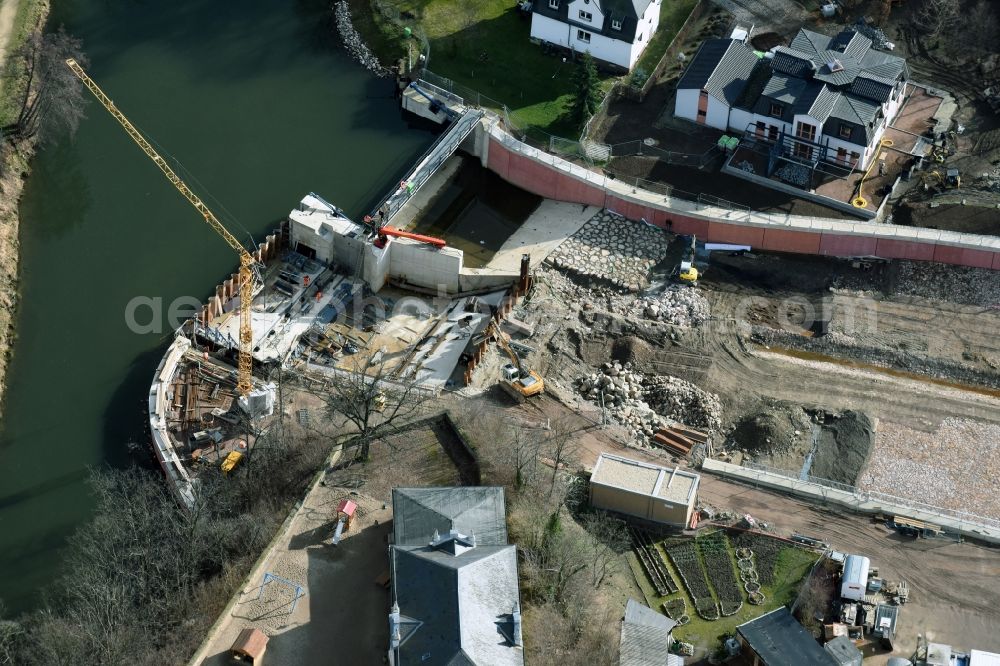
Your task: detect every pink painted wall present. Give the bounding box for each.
[707,222,766,246]
[483,136,1000,270]
[761,228,822,254]
[933,245,995,268]
[874,238,936,261]
[818,233,879,256]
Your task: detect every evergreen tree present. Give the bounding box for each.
[568,52,601,129]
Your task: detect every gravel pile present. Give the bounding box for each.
[628,285,709,327]
[892,261,1000,307]
[643,375,722,433]
[548,210,669,291]
[334,1,391,77]
[858,418,1000,522]
[576,362,722,440]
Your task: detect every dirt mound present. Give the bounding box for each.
[751,32,784,51]
[731,408,809,455]
[810,411,873,485]
[610,336,655,366]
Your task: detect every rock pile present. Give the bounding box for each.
[578,363,665,439]
[644,375,722,433]
[576,363,722,440]
[628,285,709,327]
[334,1,391,77]
[892,261,1000,308]
[548,210,669,291]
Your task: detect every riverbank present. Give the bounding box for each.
[0,0,50,419]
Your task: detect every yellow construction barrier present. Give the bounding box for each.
[852,138,894,208]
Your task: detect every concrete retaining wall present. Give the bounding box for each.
[701,458,1000,544]
[476,120,1000,270]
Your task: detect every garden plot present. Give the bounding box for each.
[695,531,743,617]
[666,541,719,620]
[729,531,786,586]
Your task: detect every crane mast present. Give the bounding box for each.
[65,58,256,397]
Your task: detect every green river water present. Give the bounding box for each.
[0,0,433,611]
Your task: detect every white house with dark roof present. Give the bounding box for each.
[530,0,661,70]
[388,487,523,666]
[674,26,910,170]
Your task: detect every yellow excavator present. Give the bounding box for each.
[678,234,699,285]
[486,322,544,402]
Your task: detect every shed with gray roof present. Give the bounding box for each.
[619,598,683,666]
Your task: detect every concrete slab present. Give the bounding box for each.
[480,200,599,273]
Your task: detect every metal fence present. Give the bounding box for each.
[367,107,484,223]
[485,120,1000,250]
[419,70,509,115]
[741,460,1000,532]
[609,139,719,168]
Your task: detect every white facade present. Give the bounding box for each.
[530,0,660,70]
[675,49,909,171]
[673,88,728,130]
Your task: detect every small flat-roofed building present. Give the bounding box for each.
[590,453,700,527]
[737,607,838,666]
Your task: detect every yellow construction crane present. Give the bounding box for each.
[65,58,257,397]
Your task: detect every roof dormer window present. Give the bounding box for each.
[611,18,622,29]
[548,0,559,8]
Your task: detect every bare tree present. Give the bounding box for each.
[309,354,423,461]
[6,27,89,145]
[914,0,959,42]
[961,0,999,55]
[0,603,24,666]
[580,512,628,589]
[544,417,579,497]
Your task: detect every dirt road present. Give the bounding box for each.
[0,0,20,73]
[697,474,1000,658]
[514,394,1000,659]
[708,0,808,37]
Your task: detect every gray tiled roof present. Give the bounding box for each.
[737,607,838,666]
[772,27,906,101]
[392,544,522,666]
[860,49,908,80]
[393,487,508,547]
[531,0,653,44]
[677,38,759,105]
[804,84,840,122]
[849,75,893,102]
[771,47,813,77]
[620,599,678,666]
[813,52,863,87]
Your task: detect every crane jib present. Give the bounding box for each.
[65,58,256,397]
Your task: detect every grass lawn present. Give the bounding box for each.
[633,0,698,79]
[627,532,818,656]
[0,0,48,127]
[351,0,693,138]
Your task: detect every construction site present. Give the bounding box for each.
[63,25,1000,666]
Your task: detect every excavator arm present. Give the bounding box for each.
[65,58,257,397]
